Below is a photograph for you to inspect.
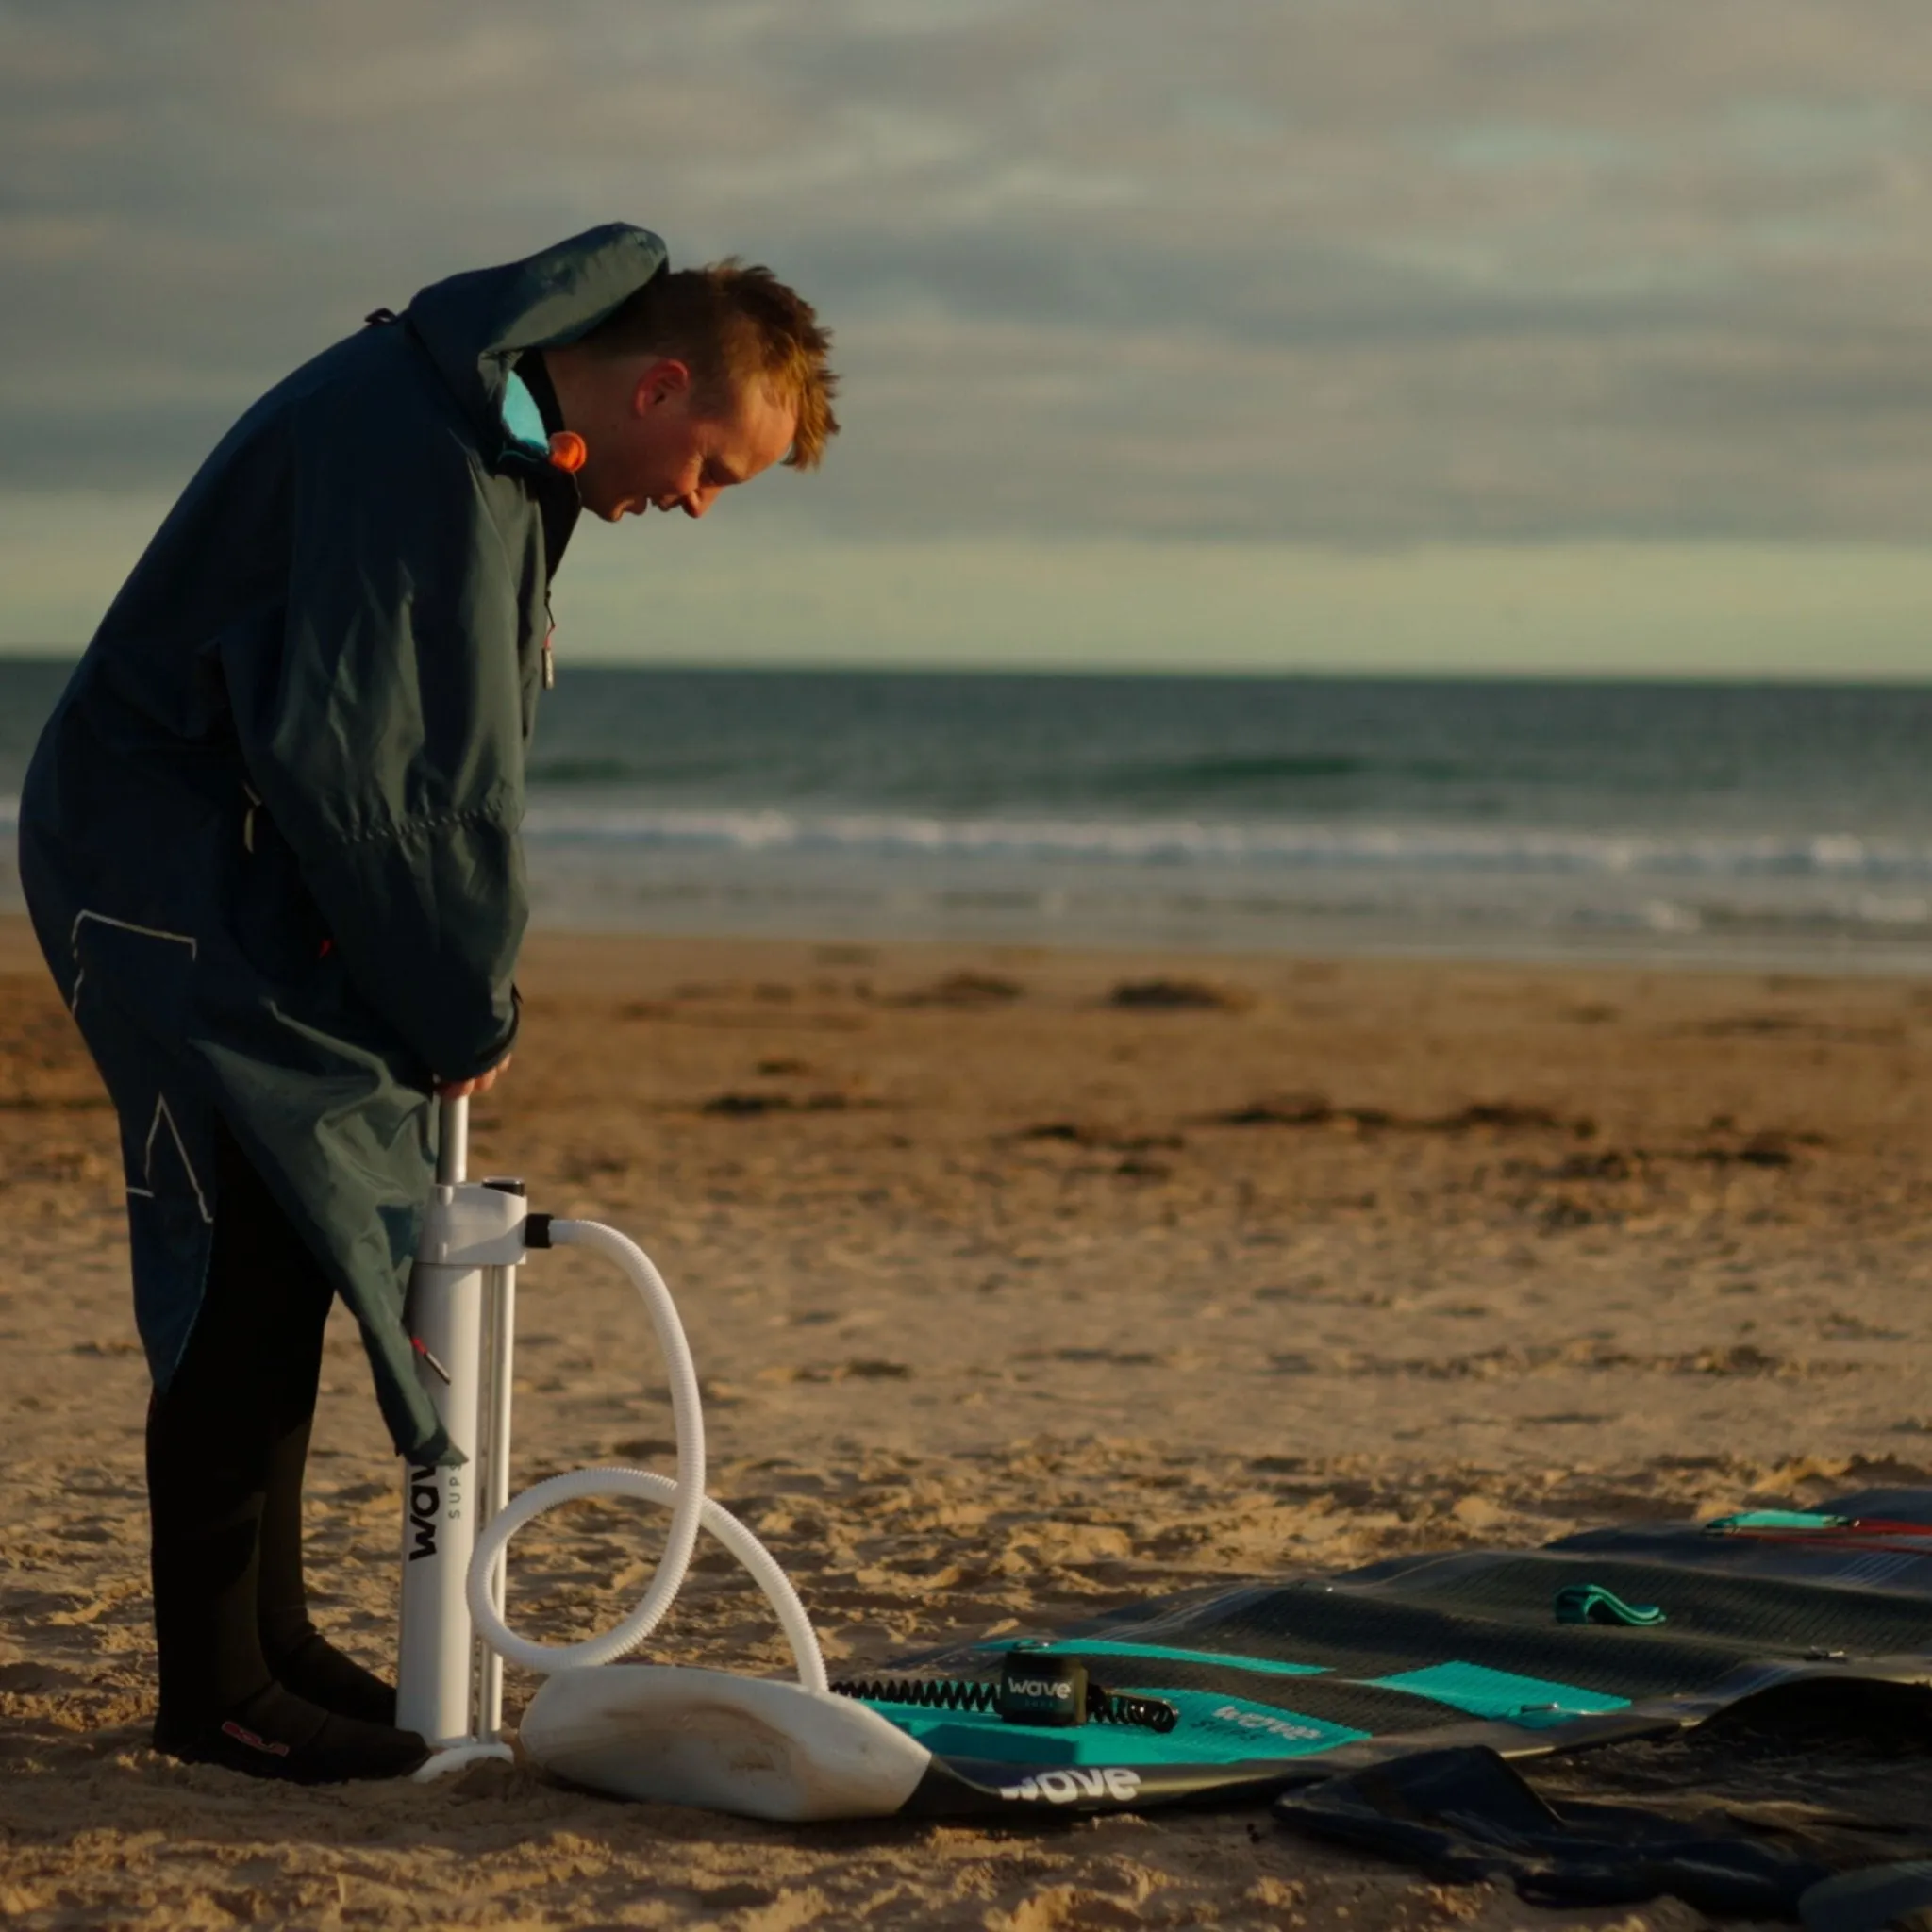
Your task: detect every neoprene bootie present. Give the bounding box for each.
[153,1680,428,1784]
[260,1607,397,1726]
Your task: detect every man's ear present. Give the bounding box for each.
[633,358,692,417]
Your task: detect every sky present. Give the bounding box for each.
[4,0,1931,675]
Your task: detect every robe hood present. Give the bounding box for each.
[406,223,668,451]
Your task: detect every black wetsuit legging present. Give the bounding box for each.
[144,1124,338,1729]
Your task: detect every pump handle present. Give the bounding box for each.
[437,1095,469,1187]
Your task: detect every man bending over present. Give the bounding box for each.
[20,225,838,1782]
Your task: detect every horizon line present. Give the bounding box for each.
[3,648,1928,692]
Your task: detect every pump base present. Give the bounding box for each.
[411,1740,517,1783]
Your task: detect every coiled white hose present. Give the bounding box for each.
[463,1218,828,1694]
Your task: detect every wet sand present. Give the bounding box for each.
[3,915,1929,1929]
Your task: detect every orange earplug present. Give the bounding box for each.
[547,430,588,474]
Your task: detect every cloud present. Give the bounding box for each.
[4,0,1932,541]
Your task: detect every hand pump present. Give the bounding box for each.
[391,1092,830,1784]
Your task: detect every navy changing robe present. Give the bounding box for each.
[19,224,666,1463]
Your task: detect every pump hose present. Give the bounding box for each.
[463,1218,828,1693]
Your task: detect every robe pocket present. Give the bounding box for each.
[69,908,199,1036]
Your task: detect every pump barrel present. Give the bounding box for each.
[396,1101,525,1748]
[395,1249,488,1744]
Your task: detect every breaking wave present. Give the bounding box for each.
[521,804,1932,887]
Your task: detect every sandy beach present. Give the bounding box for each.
[3,913,1929,1929]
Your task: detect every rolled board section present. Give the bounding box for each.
[519,1666,932,1822]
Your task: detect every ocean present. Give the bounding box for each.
[5,659,1929,972]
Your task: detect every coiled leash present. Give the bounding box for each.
[831,1649,1180,1735]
